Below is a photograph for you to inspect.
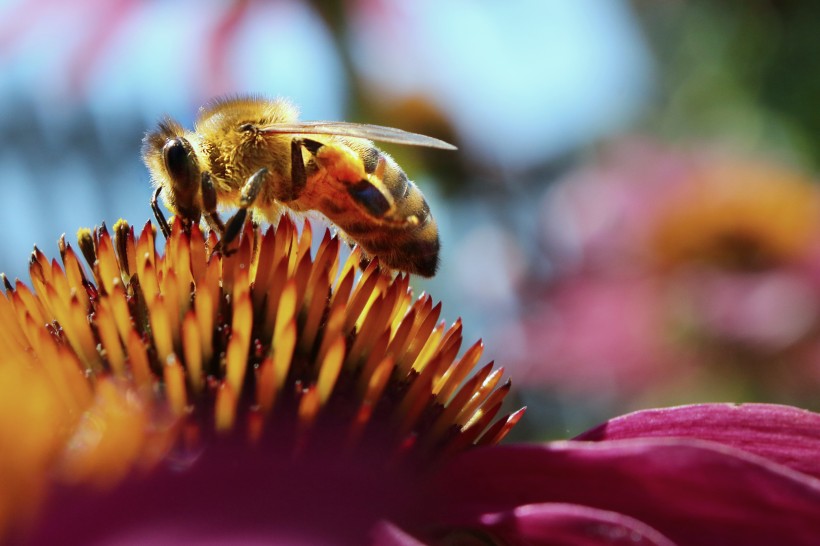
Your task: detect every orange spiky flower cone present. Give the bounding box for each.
[0,217,522,544]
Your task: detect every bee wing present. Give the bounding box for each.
[256,121,457,150]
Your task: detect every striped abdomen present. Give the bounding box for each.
[324,145,440,277]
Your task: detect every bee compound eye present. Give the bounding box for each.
[162,138,198,189]
[347,180,391,218]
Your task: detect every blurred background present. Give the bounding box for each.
[2,0,820,437]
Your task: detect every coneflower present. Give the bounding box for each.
[0,216,520,544]
[5,217,820,546]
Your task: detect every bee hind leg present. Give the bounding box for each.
[302,138,366,183]
[296,138,405,225]
[287,137,366,195]
[213,168,267,255]
[284,138,310,201]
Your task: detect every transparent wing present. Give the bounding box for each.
[256,121,457,150]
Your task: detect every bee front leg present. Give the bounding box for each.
[213,168,267,255]
[151,187,172,239]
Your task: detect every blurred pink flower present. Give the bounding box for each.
[538,139,701,276]
[507,139,820,405]
[507,275,695,398]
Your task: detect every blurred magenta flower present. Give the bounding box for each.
[507,139,820,406]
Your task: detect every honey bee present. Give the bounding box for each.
[142,96,455,277]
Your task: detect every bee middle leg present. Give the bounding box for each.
[201,172,227,235]
[212,168,268,255]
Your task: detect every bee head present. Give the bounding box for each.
[160,137,202,221]
[143,119,203,222]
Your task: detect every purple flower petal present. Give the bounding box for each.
[575,403,820,479]
[423,440,820,546]
[480,503,676,546]
[370,522,427,546]
[29,441,419,545]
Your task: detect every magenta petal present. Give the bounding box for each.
[480,503,676,546]
[575,403,820,479]
[370,522,427,546]
[424,440,820,546]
